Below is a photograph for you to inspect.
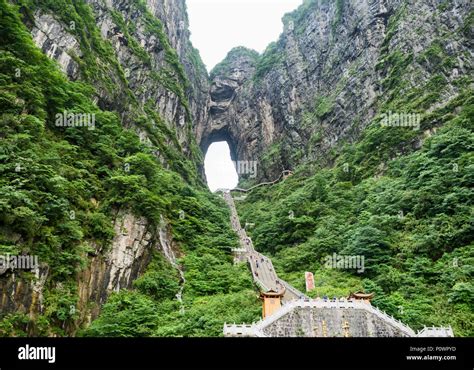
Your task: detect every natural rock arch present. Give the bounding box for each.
[199,126,239,164]
[197,48,260,176]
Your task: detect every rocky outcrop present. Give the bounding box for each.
[31,12,82,80]
[28,0,472,183]
[76,211,156,326]
[0,0,201,335]
[28,0,209,166]
[196,47,258,163]
[0,210,180,334]
[199,0,473,181]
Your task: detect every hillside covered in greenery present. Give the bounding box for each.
[0,0,259,337]
[236,90,473,336]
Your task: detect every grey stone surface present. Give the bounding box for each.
[198,0,473,181]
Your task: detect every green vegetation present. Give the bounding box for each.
[253,42,284,83]
[0,0,258,337]
[238,4,473,337]
[282,0,318,35]
[187,44,208,78]
[81,250,260,337]
[17,0,131,98]
[461,10,474,38]
[210,46,259,79]
[332,0,344,32]
[1,0,472,339]
[236,89,473,336]
[416,39,456,73]
[311,95,334,120]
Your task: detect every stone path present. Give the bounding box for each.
[223,191,305,302]
[221,191,454,337]
[231,170,293,193]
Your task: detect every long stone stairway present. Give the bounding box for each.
[221,190,454,338]
[223,191,305,302]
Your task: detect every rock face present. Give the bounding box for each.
[76,211,156,326]
[24,0,473,181]
[0,266,49,326]
[0,211,180,334]
[28,0,209,165]
[198,0,473,181]
[75,211,182,328]
[2,1,200,332]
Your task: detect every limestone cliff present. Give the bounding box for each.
[0,211,180,333]
[26,0,209,168]
[1,0,205,335]
[199,0,473,181]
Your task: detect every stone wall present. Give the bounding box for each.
[261,306,410,337]
[224,299,453,337]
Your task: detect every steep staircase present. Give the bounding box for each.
[223,191,305,303]
[221,190,454,338]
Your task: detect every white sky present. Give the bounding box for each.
[188,0,302,191]
[204,141,239,191]
[186,0,303,71]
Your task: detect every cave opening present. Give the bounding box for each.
[204,141,238,192]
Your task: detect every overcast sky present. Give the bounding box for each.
[187,0,302,191]
[186,0,302,71]
[204,142,239,192]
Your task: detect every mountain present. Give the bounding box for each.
[200,0,472,182]
[0,0,472,337]
[0,0,258,336]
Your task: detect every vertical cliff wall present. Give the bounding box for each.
[199,0,472,181]
[0,0,209,335]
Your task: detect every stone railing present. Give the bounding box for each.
[417,326,454,337]
[223,323,259,337]
[366,303,416,336]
